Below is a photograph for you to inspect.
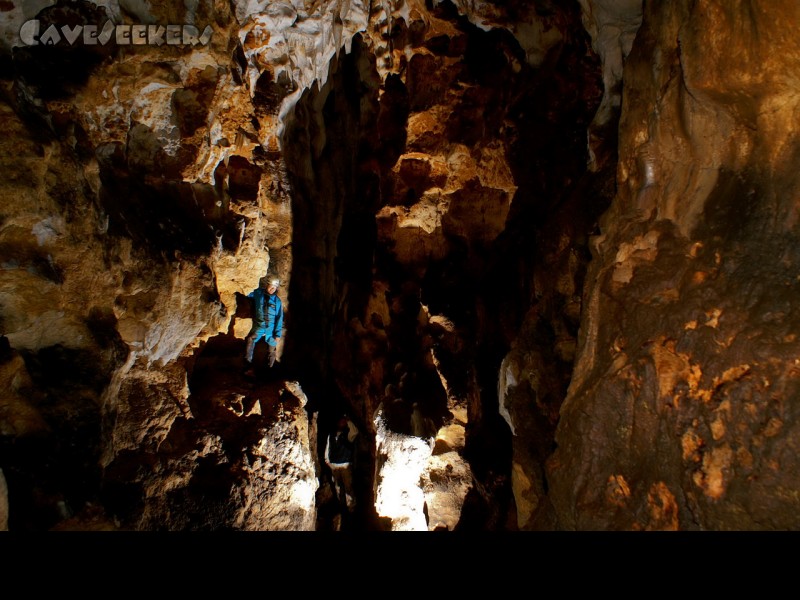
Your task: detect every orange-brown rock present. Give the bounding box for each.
[548,0,800,530]
[4,0,797,533]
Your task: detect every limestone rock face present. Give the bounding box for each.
[4,0,796,532]
[276,0,593,529]
[373,406,431,531]
[547,0,800,530]
[578,0,643,170]
[0,0,607,530]
[422,419,472,531]
[0,0,307,530]
[105,358,318,530]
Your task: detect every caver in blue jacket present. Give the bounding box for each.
[245,278,283,367]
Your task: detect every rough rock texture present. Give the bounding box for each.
[547,0,800,530]
[0,0,312,530]
[422,417,472,530]
[103,342,318,530]
[578,0,642,170]
[271,0,607,529]
[3,0,796,532]
[0,0,608,531]
[373,406,431,530]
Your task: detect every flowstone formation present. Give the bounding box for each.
[547,0,800,530]
[1,0,797,531]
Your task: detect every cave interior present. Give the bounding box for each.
[1,0,799,532]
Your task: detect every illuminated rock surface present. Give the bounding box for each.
[0,0,798,531]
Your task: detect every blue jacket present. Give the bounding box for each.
[248,288,284,345]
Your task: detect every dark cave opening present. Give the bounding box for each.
[273,0,615,530]
[280,35,385,530]
[2,342,109,530]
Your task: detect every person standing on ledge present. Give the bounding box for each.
[244,276,283,377]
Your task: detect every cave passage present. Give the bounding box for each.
[0,0,627,532]
[274,0,613,530]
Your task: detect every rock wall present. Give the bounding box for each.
[547,0,800,530]
[0,0,608,531]
[2,0,796,531]
[0,0,313,530]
